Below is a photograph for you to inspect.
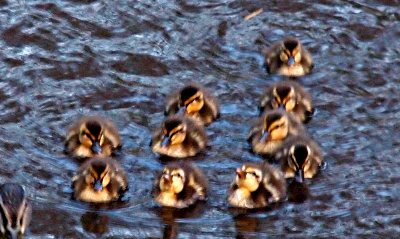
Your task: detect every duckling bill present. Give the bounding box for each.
[65,116,122,159]
[153,161,208,208]
[151,115,207,158]
[259,80,314,123]
[227,162,286,208]
[72,156,128,203]
[264,37,313,77]
[164,83,220,125]
[0,183,31,239]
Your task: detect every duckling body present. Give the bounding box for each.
[153,161,208,208]
[227,162,286,208]
[259,80,314,123]
[277,135,323,181]
[248,109,306,157]
[65,116,121,159]
[151,115,207,158]
[72,156,128,203]
[0,183,31,239]
[164,83,220,125]
[264,37,313,77]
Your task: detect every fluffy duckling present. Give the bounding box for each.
[227,162,286,208]
[259,80,314,123]
[264,37,313,77]
[0,184,31,239]
[65,116,122,159]
[248,109,306,156]
[153,161,208,208]
[277,135,323,181]
[164,83,220,125]
[150,115,207,158]
[72,156,128,203]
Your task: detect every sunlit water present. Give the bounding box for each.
[0,0,399,238]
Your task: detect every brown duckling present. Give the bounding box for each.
[65,116,122,159]
[153,161,208,208]
[248,109,306,157]
[150,115,207,158]
[227,162,286,208]
[72,156,128,203]
[0,183,31,239]
[277,135,323,181]
[264,37,313,77]
[164,83,220,125]
[259,80,314,123]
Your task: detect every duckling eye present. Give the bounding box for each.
[247,172,259,178]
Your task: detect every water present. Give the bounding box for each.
[0,0,399,238]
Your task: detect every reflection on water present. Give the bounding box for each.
[154,202,207,239]
[0,0,399,238]
[81,212,109,235]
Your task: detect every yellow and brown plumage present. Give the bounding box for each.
[248,109,306,157]
[164,83,220,126]
[153,161,208,208]
[65,116,122,159]
[259,80,314,123]
[277,135,323,181]
[264,37,313,77]
[227,162,286,208]
[72,156,128,203]
[0,183,32,239]
[150,115,207,158]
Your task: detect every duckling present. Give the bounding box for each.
[264,37,313,77]
[277,135,323,181]
[150,115,207,158]
[0,183,31,239]
[227,162,286,208]
[72,156,128,203]
[65,116,122,159]
[164,83,220,125]
[153,161,208,208]
[259,80,314,123]
[248,109,306,157]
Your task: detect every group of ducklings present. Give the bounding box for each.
[0,36,321,238]
[65,37,322,210]
[147,37,323,209]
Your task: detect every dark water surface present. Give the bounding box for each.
[0,0,399,238]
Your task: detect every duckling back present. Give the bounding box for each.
[164,83,220,125]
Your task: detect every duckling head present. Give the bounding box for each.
[0,184,31,239]
[235,164,263,193]
[79,121,105,155]
[289,144,311,183]
[259,111,289,142]
[85,160,111,192]
[280,38,301,67]
[272,85,296,111]
[159,167,185,194]
[160,118,187,148]
[178,86,204,116]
